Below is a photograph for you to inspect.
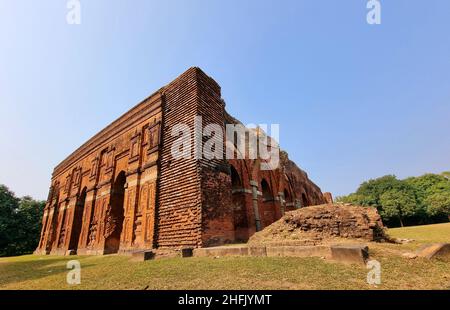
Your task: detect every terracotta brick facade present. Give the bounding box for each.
[35,67,326,255]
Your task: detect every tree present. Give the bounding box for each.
[425,192,450,219]
[339,172,450,227]
[13,197,45,255]
[336,193,366,205]
[353,175,402,208]
[379,187,418,227]
[405,174,447,205]
[0,185,45,257]
[0,185,19,256]
[424,180,450,219]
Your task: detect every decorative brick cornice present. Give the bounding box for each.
[126,167,141,176]
[97,179,112,188]
[142,160,158,170]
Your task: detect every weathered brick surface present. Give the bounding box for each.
[330,244,369,265]
[156,68,203,248]
[323,192,333,204]
[249,204,386,245]
[36,67,328,255]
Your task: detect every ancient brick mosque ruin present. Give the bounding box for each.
[35,67,337,256]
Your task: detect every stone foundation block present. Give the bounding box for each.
[131,250,155,262]
[181,248,194,258]
[66,250,77,256]
[266,245,330,258]
[248,246,267,256]
[417,243,450,259]
[193,246,249,257]
[330,244,369,265]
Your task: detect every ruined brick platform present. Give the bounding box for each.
[249,203,386,246]
[193,244,331,259]
[193,243,370,265]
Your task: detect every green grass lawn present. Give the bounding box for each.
[387,222,450,243]
[1,223,449,290]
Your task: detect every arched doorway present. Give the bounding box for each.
[69,187,87,252]
[261,179,273,201]
[260,178,276,226]
[104,171,126,254]
[231,166,242,189]
[284,189,291,203]
[301,193,308,208]
[230,165,249,242]
[284,189,295,212]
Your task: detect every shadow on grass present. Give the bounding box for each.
[0,256,95,287]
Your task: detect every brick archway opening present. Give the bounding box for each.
[104,171,126,254]
[284,189,291,203]
[301,193,308,208]
[230,165,249,242]
[284,188,295,212]
[261,178,276,227]
[261,179,273,201]
[69,187,86,253]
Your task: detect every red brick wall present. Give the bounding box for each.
[157,67,234,248]
[200,168,234,247]
[157,68,203,248]
[196,68,234,247]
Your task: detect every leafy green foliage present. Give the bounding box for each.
[0,185,19,255]
[425,193,450,216]
[337,173,450,227]
[380,187,420,226]
[0,185,45,257]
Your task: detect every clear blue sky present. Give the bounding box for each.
[1,0,449,200]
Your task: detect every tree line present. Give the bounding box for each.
[0,185,45,257]
[337,172,450,227]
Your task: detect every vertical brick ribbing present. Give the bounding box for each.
[196,72,235,246]
[156,68,203,248]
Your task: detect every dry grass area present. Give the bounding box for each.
[0,223,449,290]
